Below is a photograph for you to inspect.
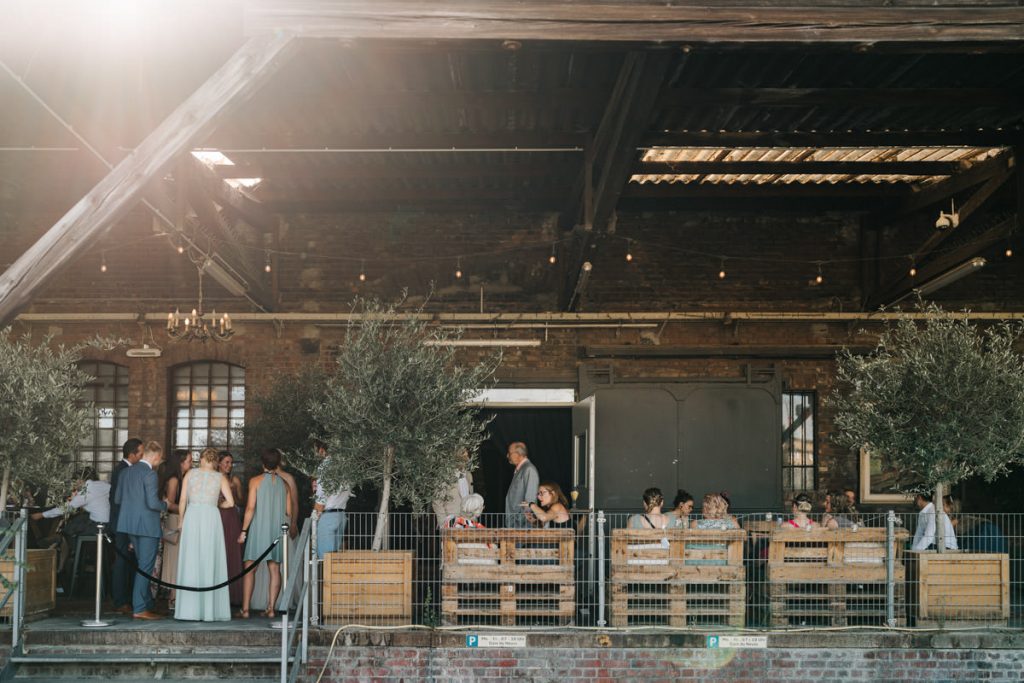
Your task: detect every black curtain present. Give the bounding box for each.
[476,407,572,519]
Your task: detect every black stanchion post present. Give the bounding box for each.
[81,525,113,628]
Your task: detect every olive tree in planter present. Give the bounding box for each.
[0,332,93,509]
[0,331,93,616]
[831,304,1024,545]
[831,304,1024,624]
[313,297,500,551]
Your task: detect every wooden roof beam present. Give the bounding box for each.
[559,51,671,310]
[866,214,1016,309]
[245,2,1024,44]
[658,88,1024,109]
[0,33,297,325]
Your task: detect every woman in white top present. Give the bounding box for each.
[628,488,678,530]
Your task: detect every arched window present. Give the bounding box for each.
[171,362,245,453]
[77,361,129,480]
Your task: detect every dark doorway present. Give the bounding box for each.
[476,407,573,519]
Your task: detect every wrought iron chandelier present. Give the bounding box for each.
[167,259,233,343]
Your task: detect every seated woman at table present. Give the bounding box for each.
[526,481,572,529]
[443,493,487,530]
[629,487,678,530]
[688,492,738,565]
[690,492,739,531]
[822,490,859,529]
[786,492,817,529]
[667,489,694,528]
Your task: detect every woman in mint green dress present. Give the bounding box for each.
[239,448,291,619]
[174,447,236,621]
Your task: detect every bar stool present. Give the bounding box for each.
[69,534,102,598]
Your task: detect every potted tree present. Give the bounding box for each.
[312,296,499,624]
[0,332,93,617]
[831,303,1024,626]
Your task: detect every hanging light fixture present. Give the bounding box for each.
[264,250,272,273]
[358,259,367,282]
[548,243,557,265]
[718,258,727,280]
[814,262,824,285]
[455,256,463,279]
[100,252,108,273]
[167,260,233,343]
[625,239,634,263]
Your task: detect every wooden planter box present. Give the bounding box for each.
[908,551,1010,628]
[321,550,413,625]
[1,547,56,619]
[610,528,747,628]
[441,528,574,626]
[768,527,909,627]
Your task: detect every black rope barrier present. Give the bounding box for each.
[103,532,281,592]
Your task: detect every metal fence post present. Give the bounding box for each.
[279,523,289,683]
[301,527,310,665]
[597,510,607,627]
[81,524,112,628]
[886,510,896,628]
[310,511,319,626]
[11,508,27,650]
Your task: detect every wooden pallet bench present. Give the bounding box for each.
[610,528,747,627]
[767,527,908,627]
[321,550,414,626]
[441,528,574,626]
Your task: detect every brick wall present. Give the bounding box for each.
[303,631,1024,682]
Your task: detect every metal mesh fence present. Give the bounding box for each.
[309,510,1023,630]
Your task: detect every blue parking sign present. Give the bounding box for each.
[706,636,719,648]
[466,635,478,647]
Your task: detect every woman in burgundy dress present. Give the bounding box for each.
[217,451,245,606]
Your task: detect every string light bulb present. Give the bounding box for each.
[455,257,463,279]
[176,240,185,255]
[264,251,272,273]
[358,260,366,283]
[548,243,557,265]
[1006,246,1014,258]
[909,257,917,278]
[100,252,107,273]
[718,258,726,280]
[625,239,634,263]
[814,262,824,285]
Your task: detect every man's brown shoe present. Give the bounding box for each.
[132,610,164,620]
[114,605,132,615]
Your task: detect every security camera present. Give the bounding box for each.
[935,211,959,230]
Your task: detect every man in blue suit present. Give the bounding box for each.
[113,440,166,619]
[109,438,143,614]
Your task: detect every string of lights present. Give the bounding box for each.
[89,222,1015,283]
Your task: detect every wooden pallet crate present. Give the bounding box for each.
[769,581,906,627]
[0,548,56,620]
[767,527,908,628]
[321,550,414,625]
[441,528,575,626]
[609,528,747,627]
[908,551,1010,628]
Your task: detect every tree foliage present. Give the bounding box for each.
[242,363,328,477]
[312,296,500,549]
[831,304,1024,494]
[0,331,94,504]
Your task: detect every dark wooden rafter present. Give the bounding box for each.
[188,154,280,234]
[862,150,1015,232]
[219,159,582,181]
[246,2,1024,43]
[657,88,1024,109]
[0,33,297,325]
[183,157,275,308]
[624,183,910,199]
[210,131,589,150]
[866,215,1016,309]
[560,51,672,310]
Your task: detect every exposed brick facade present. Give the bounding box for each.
[3,207,1021,502]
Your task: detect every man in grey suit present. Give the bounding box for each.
[504,441,539,528]
[113,440,166,619]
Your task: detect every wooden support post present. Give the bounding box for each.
[0,32,297,326]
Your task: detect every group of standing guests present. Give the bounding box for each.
[108,439,301,622]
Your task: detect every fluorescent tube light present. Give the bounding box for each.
[915,257,986,296]
[423,339,541,347]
